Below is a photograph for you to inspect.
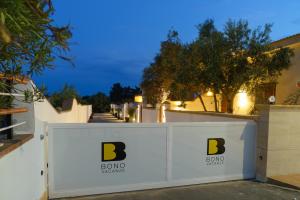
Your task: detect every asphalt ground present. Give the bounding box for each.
[57,180,300,200]
[88,113,123,123]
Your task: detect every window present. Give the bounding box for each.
[255,83,277,104]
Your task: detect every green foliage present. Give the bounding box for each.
[82,92,110,113]
[141,30,182,105]
[201,19,293,112]
[141,63,164,105]
[128,107,136,117]
[128,107,136,121]
[0,0,72,76]
[49,84,111,113]
[49,84,79,109]
[109,82,141,104]
[141,19,294,113]
[109,83,123,104]
[0,0,72,108]
[284,89,300,105]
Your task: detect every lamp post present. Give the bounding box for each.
[134,95,143,123]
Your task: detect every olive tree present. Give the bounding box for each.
[141,30,182,105]
[0,0,72,107]
[196,19,294,113]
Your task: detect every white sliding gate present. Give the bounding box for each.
[48,122,256,199]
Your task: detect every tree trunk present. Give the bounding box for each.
[213,93,218,112]
[224,94,234,113]
[198,94,207,112]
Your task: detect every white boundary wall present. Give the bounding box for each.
[48,122,256,198]
[0,81,92,200]
[165,111,253,122]
[142,109,255,123]
[0,121,47,200]
[142,108,158,122]
[34,98,92,123]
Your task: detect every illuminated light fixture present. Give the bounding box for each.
[206,90,213,97]
[238,91,248,107]
[172,101,183,111]
[174,101,182,106]
[134,95,143,103]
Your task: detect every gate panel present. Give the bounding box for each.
[171,123,256,182]
[48,122,256,198]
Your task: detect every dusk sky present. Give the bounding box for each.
[33,0,300,95]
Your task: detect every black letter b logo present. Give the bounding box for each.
[207,138,225,155]
[102,142,126,162]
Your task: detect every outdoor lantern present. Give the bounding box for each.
[134,95,143,103]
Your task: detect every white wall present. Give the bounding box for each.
[168,96,222,112]
[0,120,47,200]
[256,105,300,180]
[34,98,92,123]
[157,94,254,115]
[142,108,255,123]
[142,108,158,123]
[0,81,92,200]
[165,111,254,122]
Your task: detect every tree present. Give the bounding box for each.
[204,19,293,112]
[109,83,123,104]
[195,19,226,112]
[82,92,110,113]
[177,19,294,113]
[49,84,79,109]
[141,30,183,105]
[109,83,141,104]
[141,62,165,105]
[0,0,72,107]
[170,41,209,111]
[122,86,141,103]
[141,19,294,113]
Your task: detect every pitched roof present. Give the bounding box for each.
[270,33,300,48]
[0,74,29,84]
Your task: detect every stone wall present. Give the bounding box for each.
[256,105,300,181]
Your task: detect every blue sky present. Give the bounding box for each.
[33,0,300,95]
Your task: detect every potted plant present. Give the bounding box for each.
[128,107,136,122]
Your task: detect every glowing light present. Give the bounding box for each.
[174,101,182,106]
[238,91,248,107]
[172,101,183,111]
[134,95,143,103]
[161,105,166,123]
[206,90,213,97]
[136,104,141,123]
[247,57,254,64]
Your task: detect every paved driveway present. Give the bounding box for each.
[57,181,300,200]
[89,113,123,123]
